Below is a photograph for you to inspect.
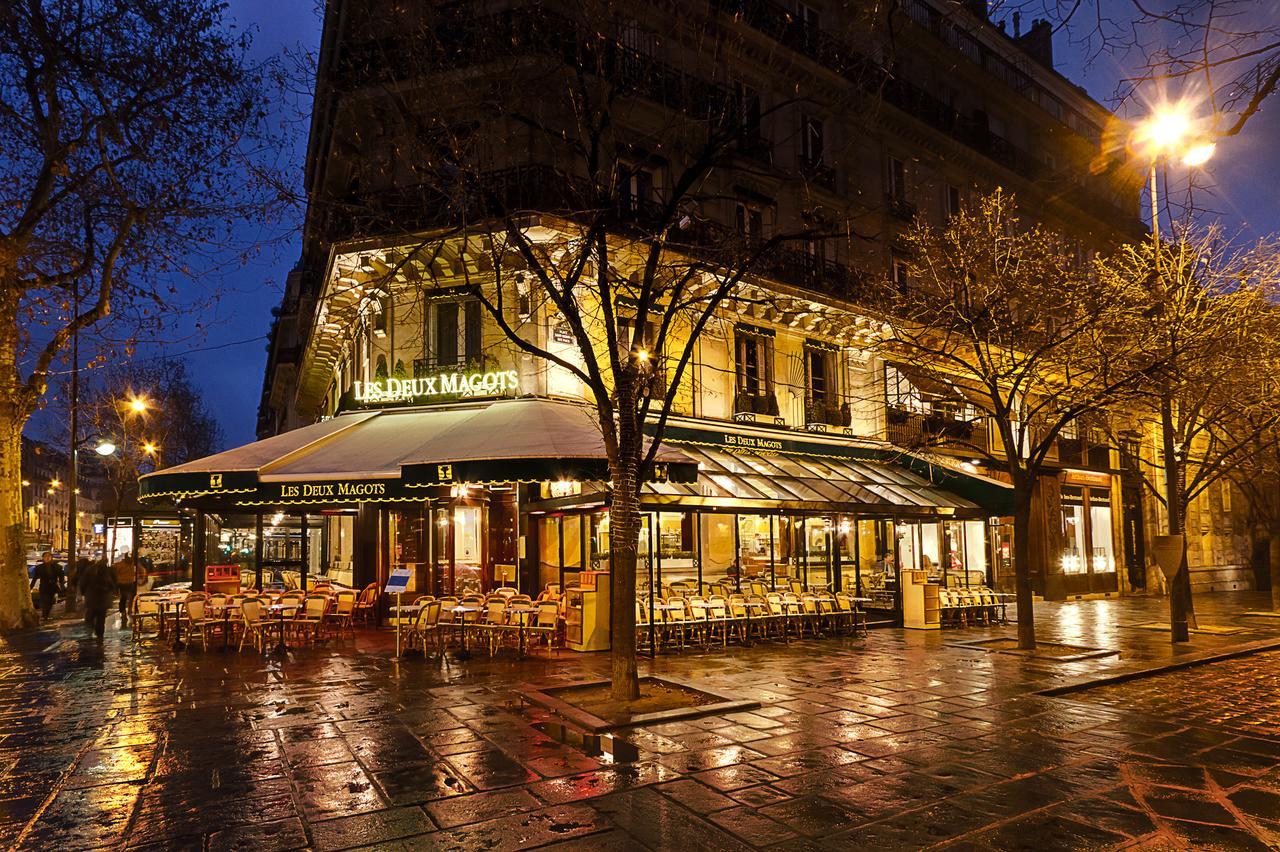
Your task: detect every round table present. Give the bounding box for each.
[449,605,483,658]
[505,604,538,658]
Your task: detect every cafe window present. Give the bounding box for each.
[735,327,774,397]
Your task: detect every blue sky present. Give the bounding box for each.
[109,3,1279,449]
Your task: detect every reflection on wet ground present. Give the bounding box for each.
[0,592,1277,849]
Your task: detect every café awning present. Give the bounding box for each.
[138,398,697,506]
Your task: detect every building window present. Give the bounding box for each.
[946,184,962,218]
[418,298,483,373]
[733,81,762,138]
[735,202,765,245]
[884,364,929,414]
[735,327,775,413]
[801,115,824,167]
[888,156,908,202]
[619,166,654,216]
[891,256,910,292]
[805,342,845,426]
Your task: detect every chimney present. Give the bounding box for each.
[1017,18,1055,68]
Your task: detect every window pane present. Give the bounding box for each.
[436,302,459,367]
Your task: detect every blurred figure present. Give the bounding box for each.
[29,552,65,621]
[113,554,143,625]
[79,558,115,639]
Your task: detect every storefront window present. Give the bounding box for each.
[919,522,942,577]
[963,520,988,584]
[658,512,696,587]
[389,506,429,593]
[737,514,772,588]
[1090,494,1116,574]
[1061,487,1087,574]
[700,513,736,589]
[804,517,831,589]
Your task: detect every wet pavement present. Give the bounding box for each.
[1,592,1278,850]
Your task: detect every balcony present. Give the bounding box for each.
[806,400,851,430]
[885,194,917,221]
[798,158,837,192]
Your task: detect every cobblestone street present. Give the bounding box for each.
[1,592,1278,850]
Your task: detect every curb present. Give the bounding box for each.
[1036,637,1280,697]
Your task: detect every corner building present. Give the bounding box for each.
[141,0,1258,625]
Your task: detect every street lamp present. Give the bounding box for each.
[1130,103,1217,243]
[94,439,117,456]
[127,395,150,415]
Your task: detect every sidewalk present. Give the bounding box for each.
[0,592,1277,850]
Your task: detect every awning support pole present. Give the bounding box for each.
[254,513,264,590]
[300,513,309,592]
[193,511,207,592]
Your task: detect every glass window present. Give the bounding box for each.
[735,330,774,398]
[1090,494,1115,574]
[700,514,736,588]
[435,301,459,367]
[1061,487,1087,574]
[920,523,942,577]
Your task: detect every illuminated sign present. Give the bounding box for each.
[353,370,519,405]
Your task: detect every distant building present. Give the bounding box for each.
[21,437,107,556]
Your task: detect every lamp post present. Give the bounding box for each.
[1130,104,1217,643]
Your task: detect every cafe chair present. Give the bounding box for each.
[528,601,560,653]
[353,583,380,626]
[408,600,443,655]
[293,594,331,644]
[331,589,358,638]
[183,597,216,651]
[238,599,274,653]
[131,593,164,639]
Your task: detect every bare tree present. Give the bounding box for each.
[0,0,273,630]
[996,1,1280,136]
[871,190,1148,650]
[1096,227,1280,633]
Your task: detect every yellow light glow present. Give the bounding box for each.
[127,396,149,414]
[1181,141,1216,167]
[50,478,60,488]
[21,479,30,487]
[142,441,158,455]
[635,348,650,362]
[1138,106,1192,153]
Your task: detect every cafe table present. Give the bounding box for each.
[265,601,298,656]
[504,604,538,658]
[157,596,188,650]
[449,604,483,659]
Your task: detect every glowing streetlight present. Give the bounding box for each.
[50,478,60,489]
[126,396,150,414]
[1181,142,1216,167]
[141,441,159,456]
[94,440,117,456]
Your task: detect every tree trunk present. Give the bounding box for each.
[1160,394,1195,639]
[1270,520,1280,613]
[609,456,641,703]
[0,289,37,632]
[1012,483,1036,650]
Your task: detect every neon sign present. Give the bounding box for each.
[353,370,519,404]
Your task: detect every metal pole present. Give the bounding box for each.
[67,311,79,612]
[769,514,776,591]
[254,512,265,589]
[732,513,741,592]
[648,515,656,659]
[300,513,310,592]
[1149,160,1160,248]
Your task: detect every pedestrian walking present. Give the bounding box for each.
[29,552,66,621]
[113,555,143,625]
[79,558,115,640]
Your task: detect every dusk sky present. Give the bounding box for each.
[132,2,1280,449]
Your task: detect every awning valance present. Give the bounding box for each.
[138,398,697,506]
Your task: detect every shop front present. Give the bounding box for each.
[523,419,1014,626]
[138,398,696,601]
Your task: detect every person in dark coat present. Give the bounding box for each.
[78,559,115,640]
[29,552,65,621]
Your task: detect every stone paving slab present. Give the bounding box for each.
[0,591,1278,849]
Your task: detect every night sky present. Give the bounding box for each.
[118,3,1280,449]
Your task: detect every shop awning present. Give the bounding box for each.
[138,398,697,506]
[524,421,1015,517]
